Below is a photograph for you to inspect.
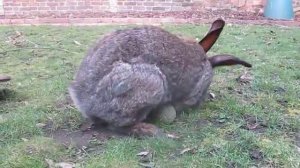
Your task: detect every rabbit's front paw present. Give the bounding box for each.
[129,123,165,137]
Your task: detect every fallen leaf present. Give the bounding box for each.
[166,133,180,139]
[21,138,29,142]
[139,162,155,168]
[45,159,55,168]
[209,92,216,99]
[236,71,253,84]
[45,159,75,168]
[137,150,153,163]
[297,147,300,154]
[36,123,46,128]
[277,99,288,107]
[246,123,260,130]
[15,31,22,37]
[55,162,75,168]
[260,138,271,146]
[274,86,286,94]
[216,114,229,123]
[73,40,81,46]
[0,115,7,124]
[137,151,149,156]
[180,147,196,155]
[287,108,300,116]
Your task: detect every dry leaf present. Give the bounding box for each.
[0,115,7,124]
[180,147,196,155]
[246,123,260,130]
[237,71,253,84]
[21,138,29,142]
[55,162,75,168]
[73,40,81,46]
[45,159,75,168]
[297,147,300,154]
[15,31,22,37]
[139,162,155,168]
[287,108,300,116]
[209,92,216,99]
[45,159,55,168]
[137,151,149,156]
[166,133,180,139]
[36,123,47,128]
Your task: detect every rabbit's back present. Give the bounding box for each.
[72,26,208,102]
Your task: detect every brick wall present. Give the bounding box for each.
[1,0,300,19]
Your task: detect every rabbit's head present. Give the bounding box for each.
[179,19,252,109]
[199,19,252,68]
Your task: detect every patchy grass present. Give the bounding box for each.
[0,24,299,168]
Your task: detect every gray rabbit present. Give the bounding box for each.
[69,19,251,136]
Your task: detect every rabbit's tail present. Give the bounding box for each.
[208,54,252,68]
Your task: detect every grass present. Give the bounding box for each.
[0,23,299,168]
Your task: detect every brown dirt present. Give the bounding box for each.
[46,122,127,148]
[241,114,267,134]
[249,148,264,161]
[46,96,127,148]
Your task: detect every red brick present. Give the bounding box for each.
[133,6,146,11]
[38,2,47,7]
[152,7,165,11]
[20,7,38,11]
[4,7,13,11]
[38,7,51,10]
[143,2,154,6]
[77,2,86,6]
[66,2,77,6]
[91,2,103,5]
[124,2,137,6]
[157,3,172,6]
[57,7,70,10]
[182,2,192,7]
[76,6,91,10]
[47,2,59,7]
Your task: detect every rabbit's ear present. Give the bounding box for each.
[199,19,225,52]
[209,54,252,68]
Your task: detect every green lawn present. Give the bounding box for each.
[0,24,299,168]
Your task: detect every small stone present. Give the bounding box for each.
[157,105,176,124]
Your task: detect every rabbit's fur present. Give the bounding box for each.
[69,19,251,135]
